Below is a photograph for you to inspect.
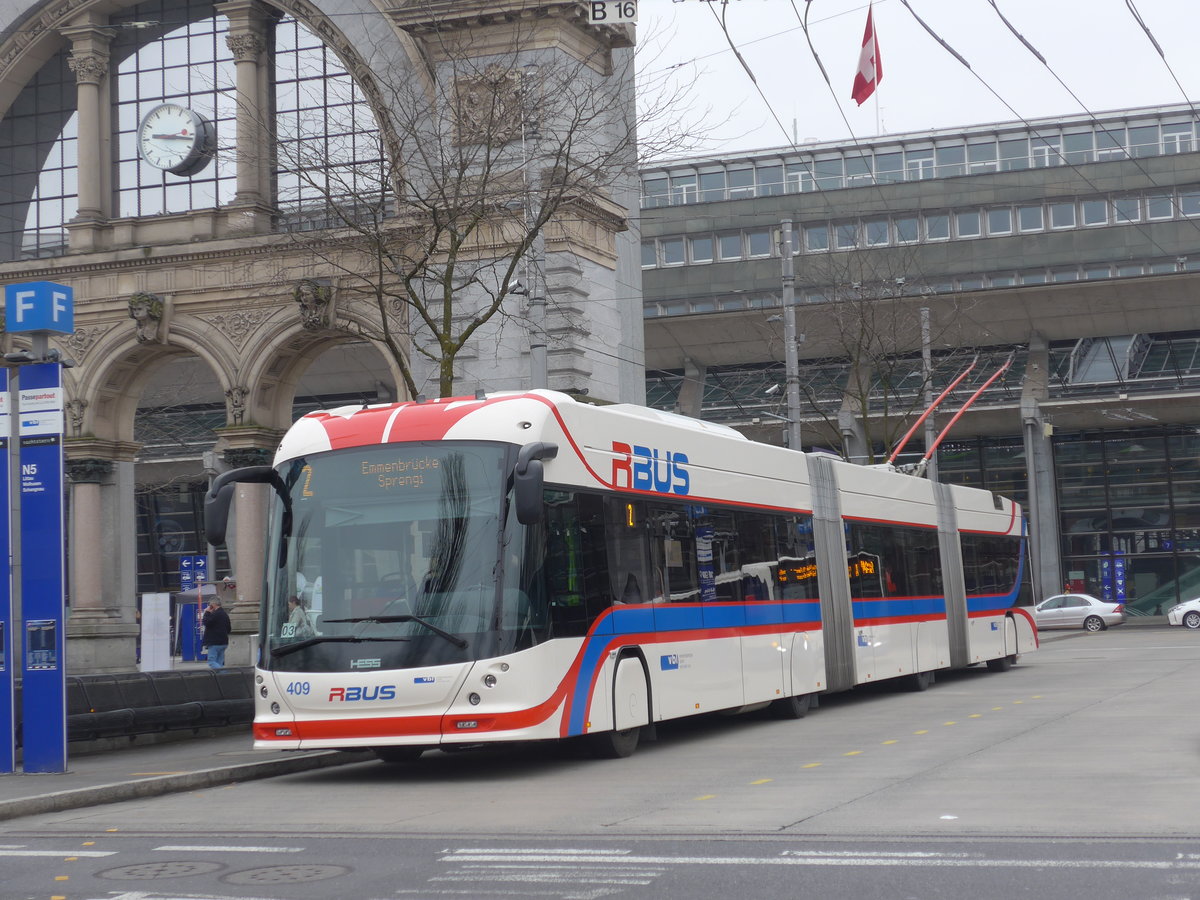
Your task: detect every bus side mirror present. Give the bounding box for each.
[204,465,286,546]
[514,442,558,525]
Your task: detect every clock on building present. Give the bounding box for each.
[137,103,214,176]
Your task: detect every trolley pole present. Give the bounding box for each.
[781,220,802,452]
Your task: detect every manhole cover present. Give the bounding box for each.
[98,861,222,880]
[224,864,350,884]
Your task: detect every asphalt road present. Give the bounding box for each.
[3,626,1199,899]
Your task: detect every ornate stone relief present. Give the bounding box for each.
[293,279,333,330]
[454,64,525,146]
[65,398,88,436]
[60,325,105,362]
[225,385,250,425]
[66,51,106,85]
[128,292,168,343]
[66,457,112,483]
[224,31,266,61]
[207,308,273,350]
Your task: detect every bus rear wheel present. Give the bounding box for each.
[588,726,640,759]
[770,693,812,719]
[986,655,1015,672]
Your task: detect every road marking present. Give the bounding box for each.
[882,739,898,745]
[443,850,1200,871]
[943,721,956,726]
[843,750,863,756]
[969,714,982,718]
[913,729,929,734]
[801,762,821,768]
[749,778,772,785]
[693,794,715,801]
[0,850,116,858]
[153,844,305,853]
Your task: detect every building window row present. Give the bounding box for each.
[641,112,1199,208]
[643,256,1200,318]
[642,186,1200,268]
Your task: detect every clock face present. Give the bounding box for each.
[137,103,212,176]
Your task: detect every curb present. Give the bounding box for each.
[0,749,374,823]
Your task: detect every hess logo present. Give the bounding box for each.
[328,685,397,702]
[611,441,690,495]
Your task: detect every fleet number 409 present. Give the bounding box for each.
[285,681,311,695]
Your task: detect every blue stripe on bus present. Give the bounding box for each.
[852,596,946,620]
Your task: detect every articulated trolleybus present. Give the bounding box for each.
[205,390,1036,760]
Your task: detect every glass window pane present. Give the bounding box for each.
[925,213,949,240]
[757,164,783,196]
[1063,131,1093,164]
[874,152,903,182]
[661,237,684,265]
[1018,205,1044,231]
[1181,191,1200,216]
[814,157,843,190]
[699,171,726,202]
[1113,197,1140,222]
[999,138,1029,170]
[956,210,981,237]
[804,224,829,251]
[718,233,742,259]
[987,208,1012,235]
[1128,125,1159,157]
[895,216,918,242]
[936,145,965,177]
[1050,202,1076,228]
[746,229,771,256]
[835,222,858,249]
[641,241,656,267]
[865,218,889,245]
[1146,194,1174,219]
[1082,199,1108,225]
[690,235,713,262]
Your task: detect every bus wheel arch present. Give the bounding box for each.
[589,650,650,759]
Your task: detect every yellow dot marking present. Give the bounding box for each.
[1013,700,1023,704]
[802,762,821,768]
[914,729,929,735]
[992,706,1004,711]
[52,896,66,900]
[943,721,956,726]
[969,714,982,718]
[65,856,77,861]
[844,750,863,756]
[106,828,118,833]
[750,778,773,785]
[55,875,69,881]
[882,739,898,745]
[82,842,95,846]
[1031,695,1042,699]
[695,794,716,801]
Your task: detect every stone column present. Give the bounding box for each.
[62,18,116,252]
[217,434,281,666]
[64,446,140,674]
[219,0,275,234]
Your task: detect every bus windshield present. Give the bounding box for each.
[262,442,522,673]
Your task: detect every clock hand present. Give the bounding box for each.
[151,133,192,140]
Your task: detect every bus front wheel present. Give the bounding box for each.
[588,726,641,759]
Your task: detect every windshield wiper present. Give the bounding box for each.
[270,634,411,659]
[323,615,469,649]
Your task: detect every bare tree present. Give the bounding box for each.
[260,2,701,400]
[785,245,993,464]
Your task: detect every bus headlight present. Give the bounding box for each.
[270,702,281,714]
[483,674,497,688]
[468,692,481,705]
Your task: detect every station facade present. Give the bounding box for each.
[0,0,641,671]
[639,104,1200,612]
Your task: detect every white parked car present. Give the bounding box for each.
[1167,598,1200,629]
[1033,594,1126,632]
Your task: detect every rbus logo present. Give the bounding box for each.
[611,442,690,495]
[329,685,397,702]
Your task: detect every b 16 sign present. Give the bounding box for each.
[588,1,637,24]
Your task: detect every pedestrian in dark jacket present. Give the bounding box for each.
[201,596,232,669]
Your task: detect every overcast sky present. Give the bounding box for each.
[638,0,1200,156]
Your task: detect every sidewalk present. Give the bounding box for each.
[0,729,373,823]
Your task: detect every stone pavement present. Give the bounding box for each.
[0,729,372,822]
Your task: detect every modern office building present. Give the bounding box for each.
[639,103,1200,612]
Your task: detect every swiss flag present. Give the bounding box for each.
[851,4,882,106]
